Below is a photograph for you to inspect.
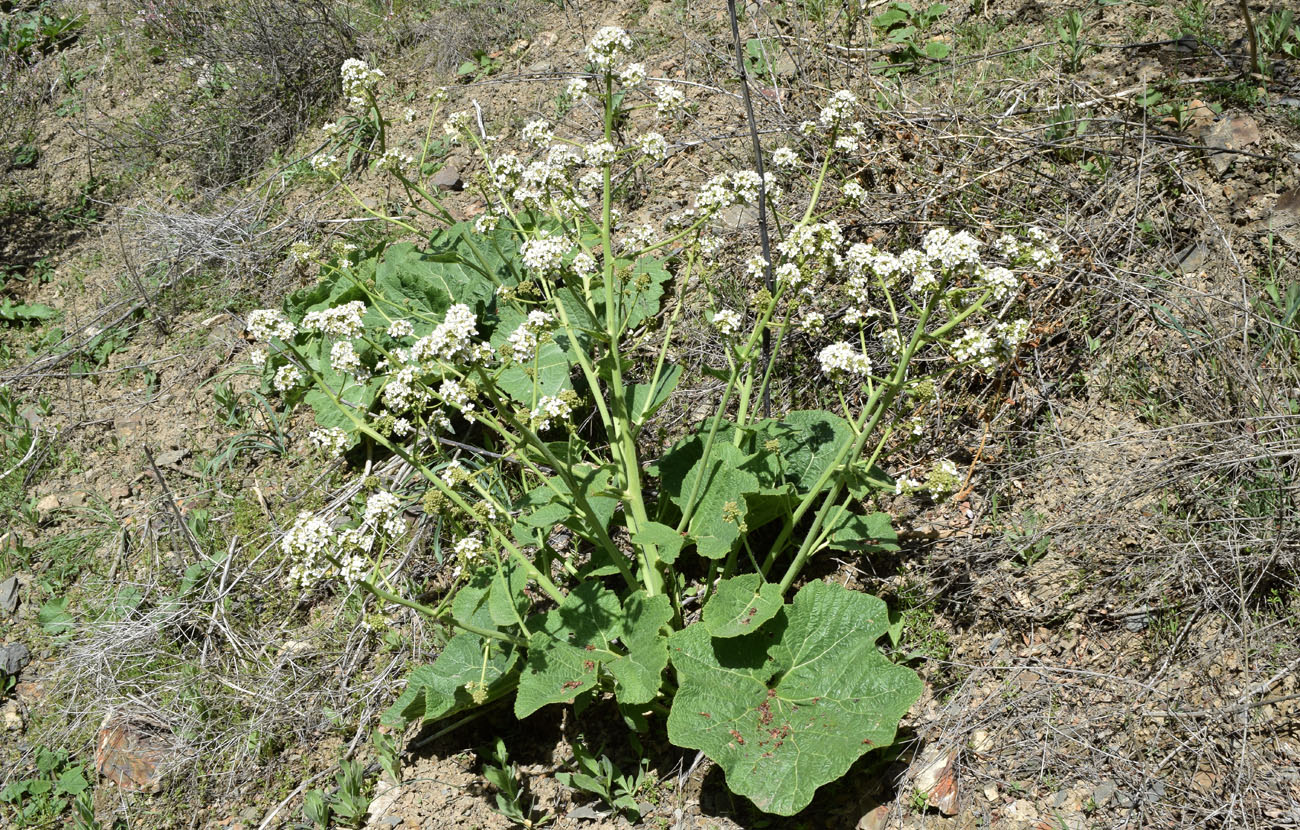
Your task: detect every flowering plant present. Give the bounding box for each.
[245,34,1058,814]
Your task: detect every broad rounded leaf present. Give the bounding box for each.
[703,574,785,638]
[667,581,922,815]
[381,631,518,729]
[516,584,671,717]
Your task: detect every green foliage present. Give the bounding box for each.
[0,747,90,827]
[1259,10,1300,61]
[457,49,504,82]
[1056,10,1095,73]
[247,38,1057,815]
[483,738,553,828]
[557,739,655,821]
[667,581,922,815]
[0,6,82,66]
[0,299,57,325]
[872,2,950,73]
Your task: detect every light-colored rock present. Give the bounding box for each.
[912,746,959,815]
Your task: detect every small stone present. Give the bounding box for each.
[856,805,889,830]
[1203,114,1260,174]
[0,643,30,675]
[2,701,23,731]
[0,576,19,615]
[1004,798,1037,822]
[912,746,958,815]
[64,490,89,509]
[36,494,60,517]
[154,449,189,467]
[983,783,999,802]
[1175,243,1209,274]
[109,483,132,501]
[429,162,463,192]
[712,202,760,231]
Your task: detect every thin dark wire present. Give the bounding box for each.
[727,0,775,418]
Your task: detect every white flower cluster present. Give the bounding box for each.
[585,26,633,70]
[506,310,554,363]
[654,83,689,117]
[247,309,297,341]
[520,234,572,277]
[712,309,743,337]
[454,533,485,564]
[387,319,414,339]
[921,228,982,271]
[284,511,334,587]
[375,148,413,175]
[819,90,858,128]
[771,147,799,170]
[818,342,872,381]
[696,169,767,211]
[340,58,384,110]
[330,341,365,379]
[303,301,366,339]
[438,378,476,421]
[272,364,302,391]
[978,265,1018,301]
[287,241,314,265]
[638,132,668,161]
[950,319,1030,371]
[408,303,481,367]
[618,62,646,88]
[530,395,572,431]
[362,490,405,538]
[522,119,553,147]
[995,228,1061,269]
[585,141,617,166]
[566,78,591,101]
[308,426,349,457]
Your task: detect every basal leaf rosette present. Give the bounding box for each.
[667,581,922,815]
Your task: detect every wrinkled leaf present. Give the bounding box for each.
[824,511,898,552]
[667,581,922,815]
[380,631,518,728]
[703,575,784,638]
[515,583,671,717]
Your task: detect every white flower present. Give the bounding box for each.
[979,266,1018,301]
[330,340,364,377]
[249,347,267,367]
[843,182,867,204]
[246,309,297,341]
[584,141,617,166]
[585,26,633,70]
[454,534,485,563]
[771,147,799,169]
[403,107,417,123]
[530,395,572,431]
[951,328,998,370]
[834,135,859,153]
[409,303,480,366]
[819,89,858,128]
[565,77,591,101]
[775,262,804,287]
[308,427,349,456]
[572,251,598,278]
[520,234,571,277]
[617,62,647,87]
[800,311,826,333]
[302,301,367,339]
[922,228,982,270]
[653,83,688,116]
[375,148,413,175]
[287,241,315,264]
[340,58,384,109]
[712,309,743,337]
[638,131,668,160]
[387,319,414,339]
[745,254,768,281]
[818,342,871,381]
[272,364,302,391]
[474,213,500,234]
[522,119,553,147]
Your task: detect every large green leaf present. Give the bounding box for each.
[703,574,784,638]
[667,581,922,815]
[761,411,855,494]
[380,631,519,728]
[658,440,760,559]
[628,363,683,425]
[376,241,497,317]
[489,303,583,405]
[824,511,898,552]
[515,583,672,717]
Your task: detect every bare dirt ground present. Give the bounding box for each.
[2,0,1299,828]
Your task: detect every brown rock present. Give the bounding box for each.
[95,712,175,794]
[1203,114,1260,174]
[1270,188,1300,251]
[429,161,463,192]
[913,746,959,815]
[856,805,890,830]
